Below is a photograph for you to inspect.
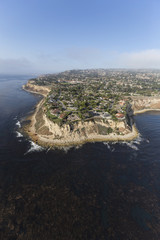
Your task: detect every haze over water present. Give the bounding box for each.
[1,75,160,239]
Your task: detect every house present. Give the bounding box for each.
[119,100,126,106]
[52,109,60,114]
[59,112,66,119]
[68,106,77,111]
[101,112,112,119]
[67,114,80,121]
[115,113,125,120]
[48,99,57,104]
[50,109,61,117]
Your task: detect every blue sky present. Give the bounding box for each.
[0,0,160,74]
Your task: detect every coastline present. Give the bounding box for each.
[22,85,46,97]
[22,84,160,148]
[22,85,139,147]
[134,109,160,114]
[22,83,50,97]
[33,125,139,148]
[25,113,139,148]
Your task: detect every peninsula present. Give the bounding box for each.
[23,69,160,147]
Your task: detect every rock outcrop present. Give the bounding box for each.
[23,81,50,96]
[125,103,134,130]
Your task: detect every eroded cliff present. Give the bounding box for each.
[23,82,139,147]
[23,81,50,96]
[24,99,138,147]
[132,96,160,113]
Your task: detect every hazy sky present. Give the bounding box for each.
[0,0,160,74]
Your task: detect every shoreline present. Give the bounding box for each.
[134,109,160,114]
[22,85,159,148]
[27,122,139,148]
[22,85,47,97]
[33,125,139,148]
[22,86,139,147]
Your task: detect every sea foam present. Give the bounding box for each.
[103,142,115,152]
[15,120,21,128]
[16,131,23,138]
[24,141,44,155]
[121,141,139,151]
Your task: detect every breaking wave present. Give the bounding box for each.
[122,142,139,151]
[132,134,144,145]
[103,138,141,151]
[120,134,145,151]
[15,120,21,128]
[16,131,23,138]
[103,142,115,152]
[24,141,44,155]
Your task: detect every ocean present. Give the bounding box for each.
[0,75,160,240]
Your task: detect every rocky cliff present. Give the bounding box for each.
[132,96,160,112]
[125,103,134,130]
[25,99,137,147]
[23,81,50,96]
[23,82,138,147]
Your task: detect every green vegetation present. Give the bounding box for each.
[29,69,160,126]
[97,125,113,135]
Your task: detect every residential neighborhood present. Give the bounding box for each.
[28,69,160,126]
[43,80,128,126]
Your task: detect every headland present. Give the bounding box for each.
[22,69,160,148]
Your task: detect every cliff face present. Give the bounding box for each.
[125,103,134,130]
[23,82,138,147]
[23,82,50,96]
[26,100,136,147]
[132,97,160,112]
[42,114,128,139]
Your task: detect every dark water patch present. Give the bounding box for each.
[1,76,160,239]
[131,205,152,231]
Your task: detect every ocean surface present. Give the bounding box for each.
[0,75,160,240]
